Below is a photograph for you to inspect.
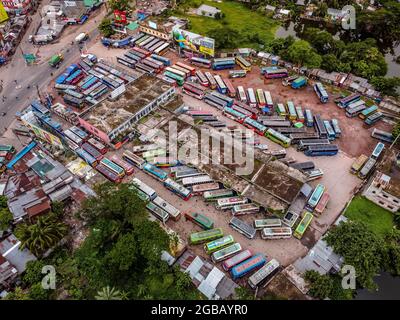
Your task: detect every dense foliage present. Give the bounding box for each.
[305,270,354,300]
[98,18,115,38]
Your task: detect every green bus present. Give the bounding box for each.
[287,101,297,120]
[190,228,224,245]
[204,235,235,254]
[211,243,242,263]
[203,189,234,201]
[185,212,214,230]
[265,128,291,148]
[164,71,184,86]
[0,145,15,153]
[276,103,287,117]
[294,212,313,239]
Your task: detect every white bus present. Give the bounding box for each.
[123,150,146,169]
[237,86,247,103]
[264,91,273,108]
[254,218,282,230]
[248,259,280,289]
[152,196,181,221]
[231,203,260,215]
[211,243,242,263]
[131,178,157,200]
[216,197,248,210]
[182,175,213,187]
[229,216,256,239]
[192,182,220,195]
[132,144,160,153]
[261,227,292,240]
[247,88,257,108]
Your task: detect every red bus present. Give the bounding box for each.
[175,62,196,76]
[233,101,257,119]
[82,142,104,161]
[88,138,108,154]
[183,82,205,99]
[111,155,135,175]
[132,46,150,57]
[231,104,255,119]
[96,163,122,183]
[195,70,209,87]
[223,78,236,98]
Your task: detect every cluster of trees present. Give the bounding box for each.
[7,183,200,300]
[0,196,12,231]
[306,220,400,299]
[98,18,115,38]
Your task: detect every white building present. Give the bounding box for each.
[196,4,221,18]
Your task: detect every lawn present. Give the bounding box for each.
[344,196,394,237]
[173,0,279,49]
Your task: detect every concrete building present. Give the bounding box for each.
[1,0,35,14]
[363,171,400,213]
[78,75,175,144]
[196,4,221,18]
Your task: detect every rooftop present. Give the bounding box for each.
[82,75,173,133]
[0,234,36,273]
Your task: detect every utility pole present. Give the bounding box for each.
[390,132,399,149]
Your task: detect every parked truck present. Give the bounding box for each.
[49,54,64,68]
[75,32,89,43]
[291,77,307,89]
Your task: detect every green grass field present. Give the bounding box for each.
[344,196,394,237]
[174,0,279,49]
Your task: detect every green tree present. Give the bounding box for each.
[95,286,124,300]
[108,0,130,11]
[370,77,400,97]
[235,286,255,300]
[304,270,334,299]
[98,18,115,38]
[0,207,12,230]
[325,221,384,289]
[28,282,50,300]
[322,54,341,73]
[392,121,400,144]
[23,260,46,286]
[15,214,68,256]
[104,232,138,272]
[4,287,31,300]
[0,195,8,208]
[287,40,322,68]
[206,27,240,49]
[51,201,64,217]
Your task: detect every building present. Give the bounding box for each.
[327,8,348,21]
[78,74,175,144]
[363,171,400,213]
[1,0,35,14]
[196,4,221,18]
[265,5,276,12]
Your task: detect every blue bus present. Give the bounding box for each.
[231,254,266,280]
[81,76,98,90]
[323,120,336,140]
[75,147,98,167]
[143,163,168,181]
[371,142,384,160]
[212,58,235,70]
[313,82,329,103]
[305,109,313,127]
[210,91,234,107]
[150,54,171,66]
[305,144,339,157]
[55,64,79,84]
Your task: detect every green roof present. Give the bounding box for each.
[83,0,100,7]
[126,21,139,31]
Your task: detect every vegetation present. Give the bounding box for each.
[370,77,400,97]
[98,18,115,38]
[173,0,279,49]
[344,196,394,237]
[305,270,354,300]
[108,0,130,11]
[392,121,400,143]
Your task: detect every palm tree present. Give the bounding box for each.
[95,286,123,300]
[16,214,67,256]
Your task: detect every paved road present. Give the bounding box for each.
[0,5,103,132]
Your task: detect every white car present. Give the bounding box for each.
[255,144,268,150]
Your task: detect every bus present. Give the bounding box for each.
[185,212,214,230]
[336,93,361,108]
[110,155,135,175]
[265,128,291,148]
[264,68,288,79]
[146,202,169,223]
[237,86,247,103]
[163,178,191,200]
[231,203,260,215]
[222,249,253,271]
[204,72,217,89]
[216,197,248,210]
[122,150,146,169]
[305,168,324,181]
[0,145,15,153]
[204,94,228,109]
[210,91,234,107]
[87,138,107,154]
[261,227,292,240]
[100,158,125,178]
[154,42,170,55]
[350,154,368,174]
[371,142,385,160]
[307,184,325,209]
[305,109,313,127]
[204,189,235,201]
[214,74,227,94]
[152,157,180,167]
[164,71,184,86]
[183,82,205,99]
[276,103,287,117]
[64,89,84,100]
[175,62,196,76]
[142,149,166,161]
[212,243,242,263]
[153,196,181,221]
[151,54,171,66]
[82,142,103,161]
[254,218,282,230]
[223,107,247,123]
[360,105,378,120]
[294,212,313,239]
[232,103,255,119]
[192,182,220,195]
[297,139,330,151]
[171,64,191,78]
[195,70,209,86]
[256,89,266,107]
[314,193,329,215]
[289,133,320,144]
[365,112,383,125]
[182,175,213,187]
[331,119,341,138]
[204,235,235,254]
[372,129,393,143]
[76,147,98,167]
[229,217,256,239]
[243,118,267,136]
[175,169,203,180]
[247,88,257,108]
[358,157,376,179]
[165,66,186,79]
[190,56,212,68]
[314,115,327,139]
[323,120,336,140]
[229,70,246,78]
[287,101,296,120]
[69,126,88,140]
[143,163,168,181]
[264,91,273,108]
[313,82,329,103]
[224,78,236,98]
[64,129,83,145]
[63,95,84,108]
[212,57,235,70]
[235,55,251,71]
[231,254,266,280]
[305,144,339,156]
[190,228,224,245]
[96,163,122,183]
[346,104,366,118]
[295,106,305,123]
[131,178,157,201]
[248,259,280,289]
